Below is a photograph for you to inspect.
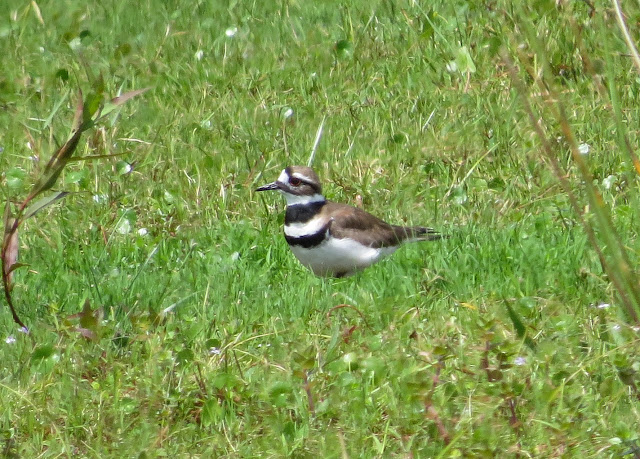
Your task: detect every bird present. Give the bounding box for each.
[256,165,445,277]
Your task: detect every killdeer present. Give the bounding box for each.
[256,166,444,277]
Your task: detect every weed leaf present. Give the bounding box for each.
[31,128,84,200]
[71,89,84,132]
[2,227,19,287]
[5,262,29,275]
[83,91,103,126]
[3,201,12,234]
[99,87,150,120]
[505,302,536,350]
[31,344,56,362]
[111,87,151,106]
[23,192,70,220]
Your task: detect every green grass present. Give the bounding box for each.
[2,0,640,456]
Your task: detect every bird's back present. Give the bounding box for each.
[324,201,442,248]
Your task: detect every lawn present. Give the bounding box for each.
[1,0,640,456]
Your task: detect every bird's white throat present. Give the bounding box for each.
[280,192,326,206]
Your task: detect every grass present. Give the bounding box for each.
[2,0,640,456]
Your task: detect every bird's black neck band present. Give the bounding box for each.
[285,200,326,224]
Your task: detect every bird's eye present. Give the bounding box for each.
[289,177,302,186]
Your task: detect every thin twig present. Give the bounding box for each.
[612,0,640,77]
[302,370,315,416]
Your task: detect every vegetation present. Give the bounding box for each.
[1,0,639,456]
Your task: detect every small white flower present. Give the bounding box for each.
[5,335,16,344]
[597,303,610,309]
[514,356,527,366]
[68,37,82,51]
[210,347,222,355]
[195,50,204,61]
[138,228,148,237]
[19,326,29,334]
[578,143,590,155]
[446,61,458,72]
[116,219,132,235]
[225,27,238,37]
[283,108,294,119]
[602,175,616,190]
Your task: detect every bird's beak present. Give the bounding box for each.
[256,181,281,192]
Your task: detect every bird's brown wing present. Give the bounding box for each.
[324,201,433,248]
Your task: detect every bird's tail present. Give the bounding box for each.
[394,225,447,243]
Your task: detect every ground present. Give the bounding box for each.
[1,0,640,456]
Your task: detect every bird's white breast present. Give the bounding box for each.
[289,235,397,277]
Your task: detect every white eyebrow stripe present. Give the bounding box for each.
[291,172,314,183]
